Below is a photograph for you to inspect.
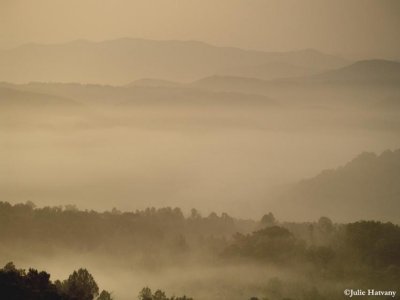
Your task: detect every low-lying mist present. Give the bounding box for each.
[1,202,399,300]
[1,100,399,220]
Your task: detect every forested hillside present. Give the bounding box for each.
[1,202,399,300]
[273,149,400,222]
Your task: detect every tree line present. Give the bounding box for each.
[0,262,111,300]
[1,201,399,299]
[0,262,195,300]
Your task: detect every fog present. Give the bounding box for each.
[7,251,296,300]
[2,93,399,219]
[1,2,400,299]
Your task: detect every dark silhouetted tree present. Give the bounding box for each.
[153,289,168,300]
[138,287,153,300]
[261,213,276,226]
[97,290,113,300]
[62,268,99,300]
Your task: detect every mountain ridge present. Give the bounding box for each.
[0,38,348,84]
[311,59,400,83]
[272,149,400,223]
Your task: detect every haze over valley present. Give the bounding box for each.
[1,53,399,221]
[1,1,399,299]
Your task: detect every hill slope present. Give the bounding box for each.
[191,60,400,103]
[0,82,276,108]
[272,149,400,223]
[0,86,77,107]
[311,59,400,84]
[219,61,319,80]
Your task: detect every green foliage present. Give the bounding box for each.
[307,246,335,269]
[138,287,193,300]
[139,287,153,300]
[0,201,251,260]
[344,221,400,268]
[97,290,113,300]
[0,262,110,300]
[260,213,276,226]
[153,289,168,300]
[1,201,400,300]
[225,226,305,263]
[62,268,99,300]
[0,263,61,300]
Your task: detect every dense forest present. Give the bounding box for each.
[1,202,399,299]
[0,262,110,300]
[0,262,192,300]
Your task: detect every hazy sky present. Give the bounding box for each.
[1,0,399,58]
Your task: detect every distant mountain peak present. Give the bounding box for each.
[343,59,400,72]
[274,149,400,222]
[0,38,349,84]
[126,78,180,87]
[312,59,400,83]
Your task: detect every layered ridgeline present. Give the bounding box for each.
[0,87,77,108]
[0,82,276,108]
[193,59,400,92]
[309,59,400,84]
[272,149,400,223]
[2,59,399,109]
[191,59,400,113]
[0,38,347,84]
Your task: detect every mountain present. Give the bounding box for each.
[0,85,84,128]
[192,75,270,94]
[219,61,319,80]
[0,82,128,106]
[127,78,181,88]
[1,81,276,108]
[0,86,77,108]
[311,59,400,84]
[0,38,348,84]
[195,59,400,90]
[117,87,276,108]
[272,149,400,223]
[191,60,400,105]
